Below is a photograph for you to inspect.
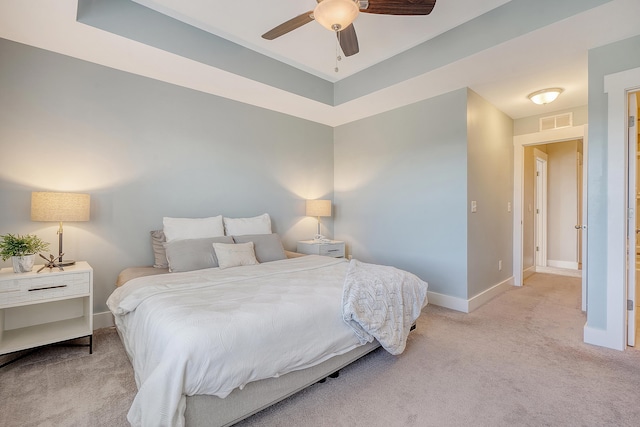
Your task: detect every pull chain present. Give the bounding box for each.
[335,31,342,73]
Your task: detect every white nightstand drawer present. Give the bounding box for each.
[0,272,90,307]
[318,243,345,257]
[297,240,345,258]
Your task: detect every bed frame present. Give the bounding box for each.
[185,341,381,426]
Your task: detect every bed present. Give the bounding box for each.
[107,215,428,427]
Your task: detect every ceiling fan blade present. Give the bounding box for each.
[362,0,436,16]
[338,24,359,57]
[262,11,314,40]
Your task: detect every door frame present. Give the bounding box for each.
[627,90,637,347]
[583,66,640,351]
[513,125,588,313]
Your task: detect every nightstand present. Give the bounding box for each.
[0,261,93,367]
[297,240,345,258]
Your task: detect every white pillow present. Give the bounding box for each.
[223,213,272,236]
[212,242,259,269]
[163,216,225,242]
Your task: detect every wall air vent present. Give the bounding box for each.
[539,112,573,131]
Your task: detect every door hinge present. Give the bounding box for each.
[536,209,540,214]
[536,171,540,176]
[630,115,636,128]
[536,246,539,252]
[628,299,634,311]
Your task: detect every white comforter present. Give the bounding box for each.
[343,260,429,355]
[107,255,363,427]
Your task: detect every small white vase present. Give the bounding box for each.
[12,254,35,273]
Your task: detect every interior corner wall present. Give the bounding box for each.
[466,89,514,298]
[0,38,334,314]
[587,34,640,329]
[333,89,469,299]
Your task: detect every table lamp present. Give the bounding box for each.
[306,199,332,241]
[31,192,90,266]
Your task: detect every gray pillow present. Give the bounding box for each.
[150,230,168,268]
[232,234,286,263]
[164,236,234,272]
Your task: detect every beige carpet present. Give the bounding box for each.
[2,273,640,426]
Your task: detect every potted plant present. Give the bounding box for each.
[0,233,50,273]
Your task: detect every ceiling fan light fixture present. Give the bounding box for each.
[314,0,360,32]
[527,88,564,105]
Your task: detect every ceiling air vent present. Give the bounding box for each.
[539,112,573,131]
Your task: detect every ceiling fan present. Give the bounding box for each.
[262,0,437,57]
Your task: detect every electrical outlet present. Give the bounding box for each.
[471,201,477,213]
[507,202,511,212]
[498,260,502,271]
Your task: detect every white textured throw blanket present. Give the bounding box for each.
[343,260,429,355]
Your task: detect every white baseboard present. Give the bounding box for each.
[547,259,579,270]
[468,276,514,312]
[535,265,582,278]
[426,291,469,313]
[523,266,536,280]
[93,311,114,330]
[427,276,515,314]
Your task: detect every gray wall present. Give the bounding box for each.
[334,89,469,298]
[466,89,514,298]
[546,140,579,266]
[0,38,334,314]
[587,34,640,328]
[513,105,588,136]
[334,89,513,301]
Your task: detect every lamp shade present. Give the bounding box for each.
[31,192,90,222]
[306,199,332,217]
[313,0,359,32]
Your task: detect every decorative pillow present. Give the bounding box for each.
[164,236,233,273]
[232,234,286,263]
[163,216,225,242]
[212,242,259,270]
[223,213,272,236]
[150,230,168,268]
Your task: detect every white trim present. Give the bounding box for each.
[547,259,579,270]
[93,311,114,330]
[584,323,624,351]
[513,125,587,288]
[427,291,469,313]
[589,66,640,351]
[427,276,514,313]
[535,265,582,278]
[468,276,514,312]
[523,265,536,280]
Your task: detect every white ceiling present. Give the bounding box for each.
[1,0,640,126]
[131,0,512,81]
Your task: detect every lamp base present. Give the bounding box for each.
[58,259,76,267]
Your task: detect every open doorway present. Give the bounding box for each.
[513,125,589,311]
[526,140,584,276]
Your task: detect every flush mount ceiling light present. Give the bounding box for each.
[528,88,564,105]
[313,0,360,32]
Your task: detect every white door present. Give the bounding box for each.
[534,151,548,267]
[628,92,638,347]
[579,137,588,312]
